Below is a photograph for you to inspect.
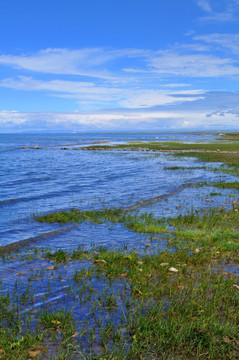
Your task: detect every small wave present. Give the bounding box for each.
[124,183,193,211]
[0,225,77,253]
[21,286,70,313]
[0,176,52,188]
[0,190,60,205]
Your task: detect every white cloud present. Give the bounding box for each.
[196,0,239,22]
[147,51,239,77]
[0,76,204,109]
[194,33,239,54]
[162,83,192,88]
[0,37,239,116]
[197,0,212,12]
[0,107,238,132]
[0,48,148,80]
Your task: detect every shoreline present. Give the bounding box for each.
[0,134,238,359]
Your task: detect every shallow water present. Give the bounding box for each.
[0,131,235,249]
[1,132,238,358]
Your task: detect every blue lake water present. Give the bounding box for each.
[0,131,238,358]
[0,132,237,249]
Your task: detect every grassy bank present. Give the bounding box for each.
[83,132,239,174]
[1,133,239,359]
[0,201,238,359]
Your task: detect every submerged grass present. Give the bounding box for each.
[83,131,239,174]
[1,132,239,359]
[211,181,239,190]
[1,204,239,359]
[1,237,239,359]
[35,208,168,235]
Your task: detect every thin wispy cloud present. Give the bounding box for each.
[1,0,239,132]
[0,104,238,132]
[197,0,212,13]
[0,48,151,82]
[124,51,239,78]
[194,33,239,54]
[0,76,204,110]
[196,0,239,22]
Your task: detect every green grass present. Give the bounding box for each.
[87,246,239,359]
[1,132,239,359]
[211,181,239,190]
[35,208,168,236]
[46,249,68,263]
[35,207,124,224]
[1,203,239,359]
[82,133,239,174]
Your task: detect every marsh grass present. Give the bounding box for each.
[211,181,239,190]
[35,208,168,236]
[83,132,239,174]
[1,132,239,359]
[1,221,239,359]
[35,208,124,224]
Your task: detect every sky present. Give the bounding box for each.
[0,0,239,132]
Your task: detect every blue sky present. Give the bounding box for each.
[0,0,239,132]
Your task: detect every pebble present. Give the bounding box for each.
[46,265,55,271]
[28,350,41,358]
[121,273,127,277]
[169,267,179,273]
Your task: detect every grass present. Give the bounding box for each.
[211,181,239,190]
[1,203,239,359]
[35,207,124,225]
[1,131,239,359]
[84,246,239,359]
[31,204,239,358]
[82,131,239,174]
[35,208,168,235]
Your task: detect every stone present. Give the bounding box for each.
[71,332,79,338]
[169,267,179,273]
[51,320,61,325]
[121,273,127,277]
[46,265,55,271]
[16,271,27,276]
[29,350,41,357]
